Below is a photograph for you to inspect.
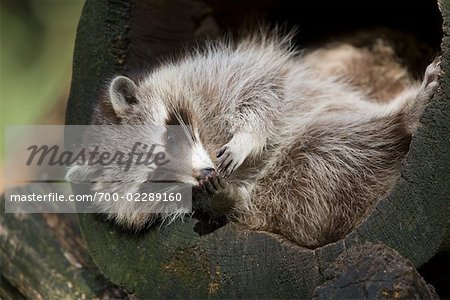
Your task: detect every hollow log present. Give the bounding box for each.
[66,0,450,298]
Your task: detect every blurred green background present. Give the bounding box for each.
[1,0,85,172]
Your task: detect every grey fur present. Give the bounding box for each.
[67,30,441,248]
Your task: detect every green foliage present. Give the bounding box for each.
[0,0,84,160]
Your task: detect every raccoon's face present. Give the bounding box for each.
[67,76,216,191]
[162,108,216,186]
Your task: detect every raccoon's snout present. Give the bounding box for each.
[193,167,216,183]
[200,167,215,178]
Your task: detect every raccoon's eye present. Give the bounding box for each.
[166,131,175,145]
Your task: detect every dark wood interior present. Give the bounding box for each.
[127,0,442,78]
[206,0,442,45]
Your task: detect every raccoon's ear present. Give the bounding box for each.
[108,76,138,114]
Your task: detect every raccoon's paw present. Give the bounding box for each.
[216,139,250,177]
[422,56,441,94]
[201,171,228,195]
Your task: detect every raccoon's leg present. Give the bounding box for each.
[198,170,252,216]
[202,171,229,195]
[407,56,441,131]
[390,56,441,133]
[216,131,261,177]
[215,65,285,177]
[422,56,441,87]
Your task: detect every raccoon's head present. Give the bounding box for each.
[66,76,221,229]
[66,75,217,227]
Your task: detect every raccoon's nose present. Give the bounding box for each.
[200,167,215,177]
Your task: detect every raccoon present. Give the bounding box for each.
[67,30,441,248]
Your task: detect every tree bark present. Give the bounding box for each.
[312,242,438,299]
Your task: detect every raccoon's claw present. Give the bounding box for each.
[204,172,228,195]
[216,147,226,158]
[217,144,247,177]
[217,152,233,177]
